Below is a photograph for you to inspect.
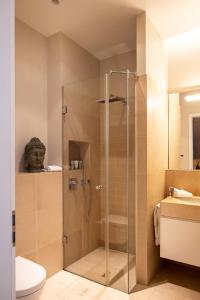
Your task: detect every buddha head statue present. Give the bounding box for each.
[24,137,46,172]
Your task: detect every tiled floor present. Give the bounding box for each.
[39,270,200,300]
[66,247,136,292]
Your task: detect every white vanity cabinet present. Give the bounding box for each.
[160,197,200,267]
[160,217,200,267]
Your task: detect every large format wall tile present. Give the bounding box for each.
[16,172,63,278]
[166,170,200,196]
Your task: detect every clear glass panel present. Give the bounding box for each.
[128,75,136,293]
[62,77,107,285]
[105,71,136,293]
[62,71,136,293]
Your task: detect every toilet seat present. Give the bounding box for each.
[16,256,46,298]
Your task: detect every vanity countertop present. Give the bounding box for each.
[160,196,200,221]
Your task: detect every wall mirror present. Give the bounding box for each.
[168,89,200,170]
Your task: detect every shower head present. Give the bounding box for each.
[51,0,60,5]
[96,94,126,104]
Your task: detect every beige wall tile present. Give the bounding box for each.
[99,51,136,257]
[37,172,62,211]
[166,170,200,196]
[48,32,100,166]
[16,173,37,215]
[37,206,62,249]
[59,32,101,268]
[23,252,37,263]
[16,172,63,277]
[16,210,37,257]
[15,19,48,171]
[37,241,63,278]
[136,12,168,285]
[64,231,82,267]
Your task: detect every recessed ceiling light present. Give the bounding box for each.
[185,94,200,102]
[51,0,60,5]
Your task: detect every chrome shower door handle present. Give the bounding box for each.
[96,185,103,190]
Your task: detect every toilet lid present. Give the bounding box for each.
[16,256,46,297]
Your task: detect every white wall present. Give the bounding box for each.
[15,19,48,171]
[167,28,200,91]
[0,0,15,299]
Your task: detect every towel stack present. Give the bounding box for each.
[172,187,193,198]
[47,165,62,172]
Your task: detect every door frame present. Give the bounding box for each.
[0,0,15,299]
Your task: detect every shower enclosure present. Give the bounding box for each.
[62,70,136,293]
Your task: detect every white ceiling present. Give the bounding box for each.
[15,0,200,59]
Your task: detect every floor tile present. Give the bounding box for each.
[41,270,200,300]
[130,283,200,300]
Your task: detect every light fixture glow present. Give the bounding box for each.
[185,94,200,102]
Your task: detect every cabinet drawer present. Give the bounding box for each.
[160,217,200,267]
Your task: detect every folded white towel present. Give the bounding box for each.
[47,165,62,172]
[154,203,160,246]
[173,188,193,198]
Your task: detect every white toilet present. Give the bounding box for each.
[16,256,46,300]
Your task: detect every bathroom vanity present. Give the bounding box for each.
[160,196,200,267]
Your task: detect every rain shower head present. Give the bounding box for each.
[51,0,60,4]
[96,94,126,104]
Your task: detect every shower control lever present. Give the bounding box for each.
[96,185,103,190]
[69,178,78,190]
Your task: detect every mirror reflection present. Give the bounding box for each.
[169,89,200,170]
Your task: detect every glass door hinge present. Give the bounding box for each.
[62,105,67,115]
[63,235,68,245]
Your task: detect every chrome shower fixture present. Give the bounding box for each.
[96,94,126,104]
[51,0,60,5]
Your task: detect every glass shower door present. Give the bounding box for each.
[104,70,136,293]
[62,70,136,293]
[62,77,108,286]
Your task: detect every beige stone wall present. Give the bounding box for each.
[99,51,136,252]
[16,25,100,268]
[136,75,168,286]
[47,33,63,167]
[16,172,63,278]
[15,19,48,171]
[135,75,148,283]
[47,33,100,167]
[169,93,181,169]
[136,13,168,284]
[166,170,200,196]
[54,33,101,267]
[146,76,168,282]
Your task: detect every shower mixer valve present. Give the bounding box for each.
[69,178,78,190]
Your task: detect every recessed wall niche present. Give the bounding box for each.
[68,140,89,170]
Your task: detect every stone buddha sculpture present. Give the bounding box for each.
[24,137,46,172]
